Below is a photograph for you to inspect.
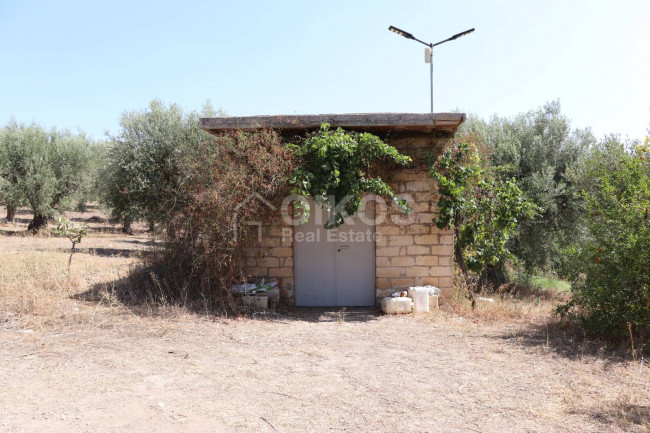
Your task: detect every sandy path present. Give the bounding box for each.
[2,311,647,433]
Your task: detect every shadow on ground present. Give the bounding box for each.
[495,321,634,364]
[576,403,650,431]
[266,307,381,323]
[75,277,380,323]
[77,247,144,258]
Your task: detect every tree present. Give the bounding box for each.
[0,120,91,231]
[0,123,22,221]
[53,216,88,271]
[459,101,594,274]
[74,141,107,212]
[429,141,537,293]
[102,100,216,234]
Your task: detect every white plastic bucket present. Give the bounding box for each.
[412,287,430,313]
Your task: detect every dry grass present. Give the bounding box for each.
[0,206,148,330]
[444,285,570,325]
[1,206,649,432]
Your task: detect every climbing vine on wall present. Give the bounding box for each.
[289,123,412,228]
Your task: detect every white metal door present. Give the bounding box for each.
[294,200,375,307]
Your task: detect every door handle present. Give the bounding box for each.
[337,245,350,252]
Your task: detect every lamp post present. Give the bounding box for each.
[388,26,474,113]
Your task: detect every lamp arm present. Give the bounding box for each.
[411,36,432,48]
[431,37,453,48]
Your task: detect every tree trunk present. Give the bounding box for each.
[122,216,133,235]
[5,204,16,222]
[481,263,507,289]
[454,216,470,284]
[454,215,476,308]
[27,213,49,232]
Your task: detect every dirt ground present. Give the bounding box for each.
[1,207,649,433]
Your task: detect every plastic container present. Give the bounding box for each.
[412,287,430,313]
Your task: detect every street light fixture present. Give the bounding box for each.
[388,26,475,113]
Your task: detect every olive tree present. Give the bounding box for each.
[102,100,220,234]
[0,120,91,231]
[460,101,595,274]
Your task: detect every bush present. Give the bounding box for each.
[558,137,650,339]
[132,129,296,311]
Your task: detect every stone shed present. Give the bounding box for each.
[200,113,465,307]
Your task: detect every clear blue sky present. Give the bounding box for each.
[1,0,649,141]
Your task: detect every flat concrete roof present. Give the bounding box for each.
[200,113,465,135]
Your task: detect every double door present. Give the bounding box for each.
[294,200,375,307]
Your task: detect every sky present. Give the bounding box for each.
[1,0,649,141]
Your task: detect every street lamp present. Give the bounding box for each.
[388,26,475,113]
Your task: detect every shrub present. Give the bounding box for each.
[133,128,296,311]
[52,216,88,270]
[429,140,537,291]
[558,137,650,340]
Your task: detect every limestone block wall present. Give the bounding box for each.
[243,215,295,305]
[374,169,454,302]
[373,131,455,302]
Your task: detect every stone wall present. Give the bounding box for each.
[374,132,455,303]
[374,169,454,302]
[243,216,295,305]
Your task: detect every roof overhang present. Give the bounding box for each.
[200,113,465,135]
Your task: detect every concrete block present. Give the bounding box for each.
[268,267,293,277]
[376,225,401,235]
[377,267,402,278]
[431,245,453,256]
[258,257,280,267]
[270,247,293,257]
[388,235,414,246]
[414,234,438,245]
[381,297,413,314]
[390,278,415,288]
[415,256,438,266]
[377,247,401,257]
[391,256,415,267]
[430,266,453,277]
[376,288,394,298]
[376,257,391,267]
[376,278,391,289]
[242,295,268,310]
[407,266,430,277]
[407,245,430,255]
